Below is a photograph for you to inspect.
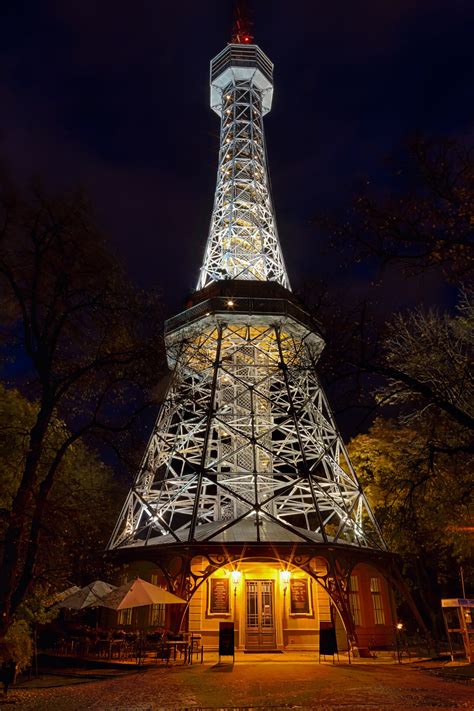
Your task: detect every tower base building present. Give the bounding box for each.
[112,543,400,653]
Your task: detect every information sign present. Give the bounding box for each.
[290,578,310,614]
[218,621,235,660]
[209,577,230,614]
[319,621,338,655]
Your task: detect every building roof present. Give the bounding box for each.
[124,518,325,548]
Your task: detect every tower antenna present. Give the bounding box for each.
[231,0,254,44]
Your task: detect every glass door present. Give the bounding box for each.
[245,580,276,650]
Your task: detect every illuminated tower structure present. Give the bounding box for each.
[108,13,423,652]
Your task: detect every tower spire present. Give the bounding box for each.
[197,22,290,290]
[231,0,254,44]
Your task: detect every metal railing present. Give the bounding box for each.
[165,294,320,336]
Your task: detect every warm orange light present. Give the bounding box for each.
[231,570,241,586]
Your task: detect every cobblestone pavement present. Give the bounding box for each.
[2,655,473,711]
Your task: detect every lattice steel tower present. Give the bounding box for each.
[108,19,385,556]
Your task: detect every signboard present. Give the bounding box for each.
[209,577,230,615]
[219,621,235,659]
[290,578,311,615]
[441,598,474,608]
[319,621,338,655]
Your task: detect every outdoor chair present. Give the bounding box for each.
[118,639,135,660]
[64,637,79,655]
[55,637,68,655]
[75,638,92,657]
[185,633,204,664]
[155,642,171,664]
[133,638,144,664]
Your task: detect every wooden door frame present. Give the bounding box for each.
[244,578,277,650]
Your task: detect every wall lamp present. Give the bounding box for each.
[231,569,242,587]
[279,570,291,590]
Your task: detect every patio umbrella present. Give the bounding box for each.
[98,577,186,610]
[57,580,116,610]
[48,585,81,608]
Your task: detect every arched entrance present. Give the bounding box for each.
[112,542,413,654]
[188,558,345,652]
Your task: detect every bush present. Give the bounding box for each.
[3,619,33,671]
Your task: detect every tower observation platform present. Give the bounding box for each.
[107,22,425,654]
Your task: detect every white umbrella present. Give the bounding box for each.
[98,577,186,610]
[58,580,116,610]
[51,585,81,605]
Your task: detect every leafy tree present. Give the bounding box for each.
[310,136,474,428]
[3,619,32,670]
[310,134,474,632]
[372,286,474,438]
[0,182,165,637]
[322,136,474,281]
[349,417,473,632]
[0,385,124,586]
[0,384,124,661]
[304,280,473,443]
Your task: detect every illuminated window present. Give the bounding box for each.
[370,577,386,625]
[349,575,362,626]
[117,608,132,626]
[150,574,166,628]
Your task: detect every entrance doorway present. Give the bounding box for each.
[245,580,277,650]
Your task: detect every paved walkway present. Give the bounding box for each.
[3,653,473,710]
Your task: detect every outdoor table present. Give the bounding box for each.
[165,640,188,665]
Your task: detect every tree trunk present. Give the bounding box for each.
[10,436,76,615]
[0,403,53,636]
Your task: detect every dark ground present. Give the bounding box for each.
[3,653,473,710]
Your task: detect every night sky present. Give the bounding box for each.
[2,0,474,315]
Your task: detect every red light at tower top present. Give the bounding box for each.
[231,0,254,44]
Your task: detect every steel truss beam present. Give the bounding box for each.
[108,316,385,552]
[198,78,289,290]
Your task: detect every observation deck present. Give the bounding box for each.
[210,44,274,115]
[165,280,325,357]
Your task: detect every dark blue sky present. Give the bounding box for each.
[1,0,473,314]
